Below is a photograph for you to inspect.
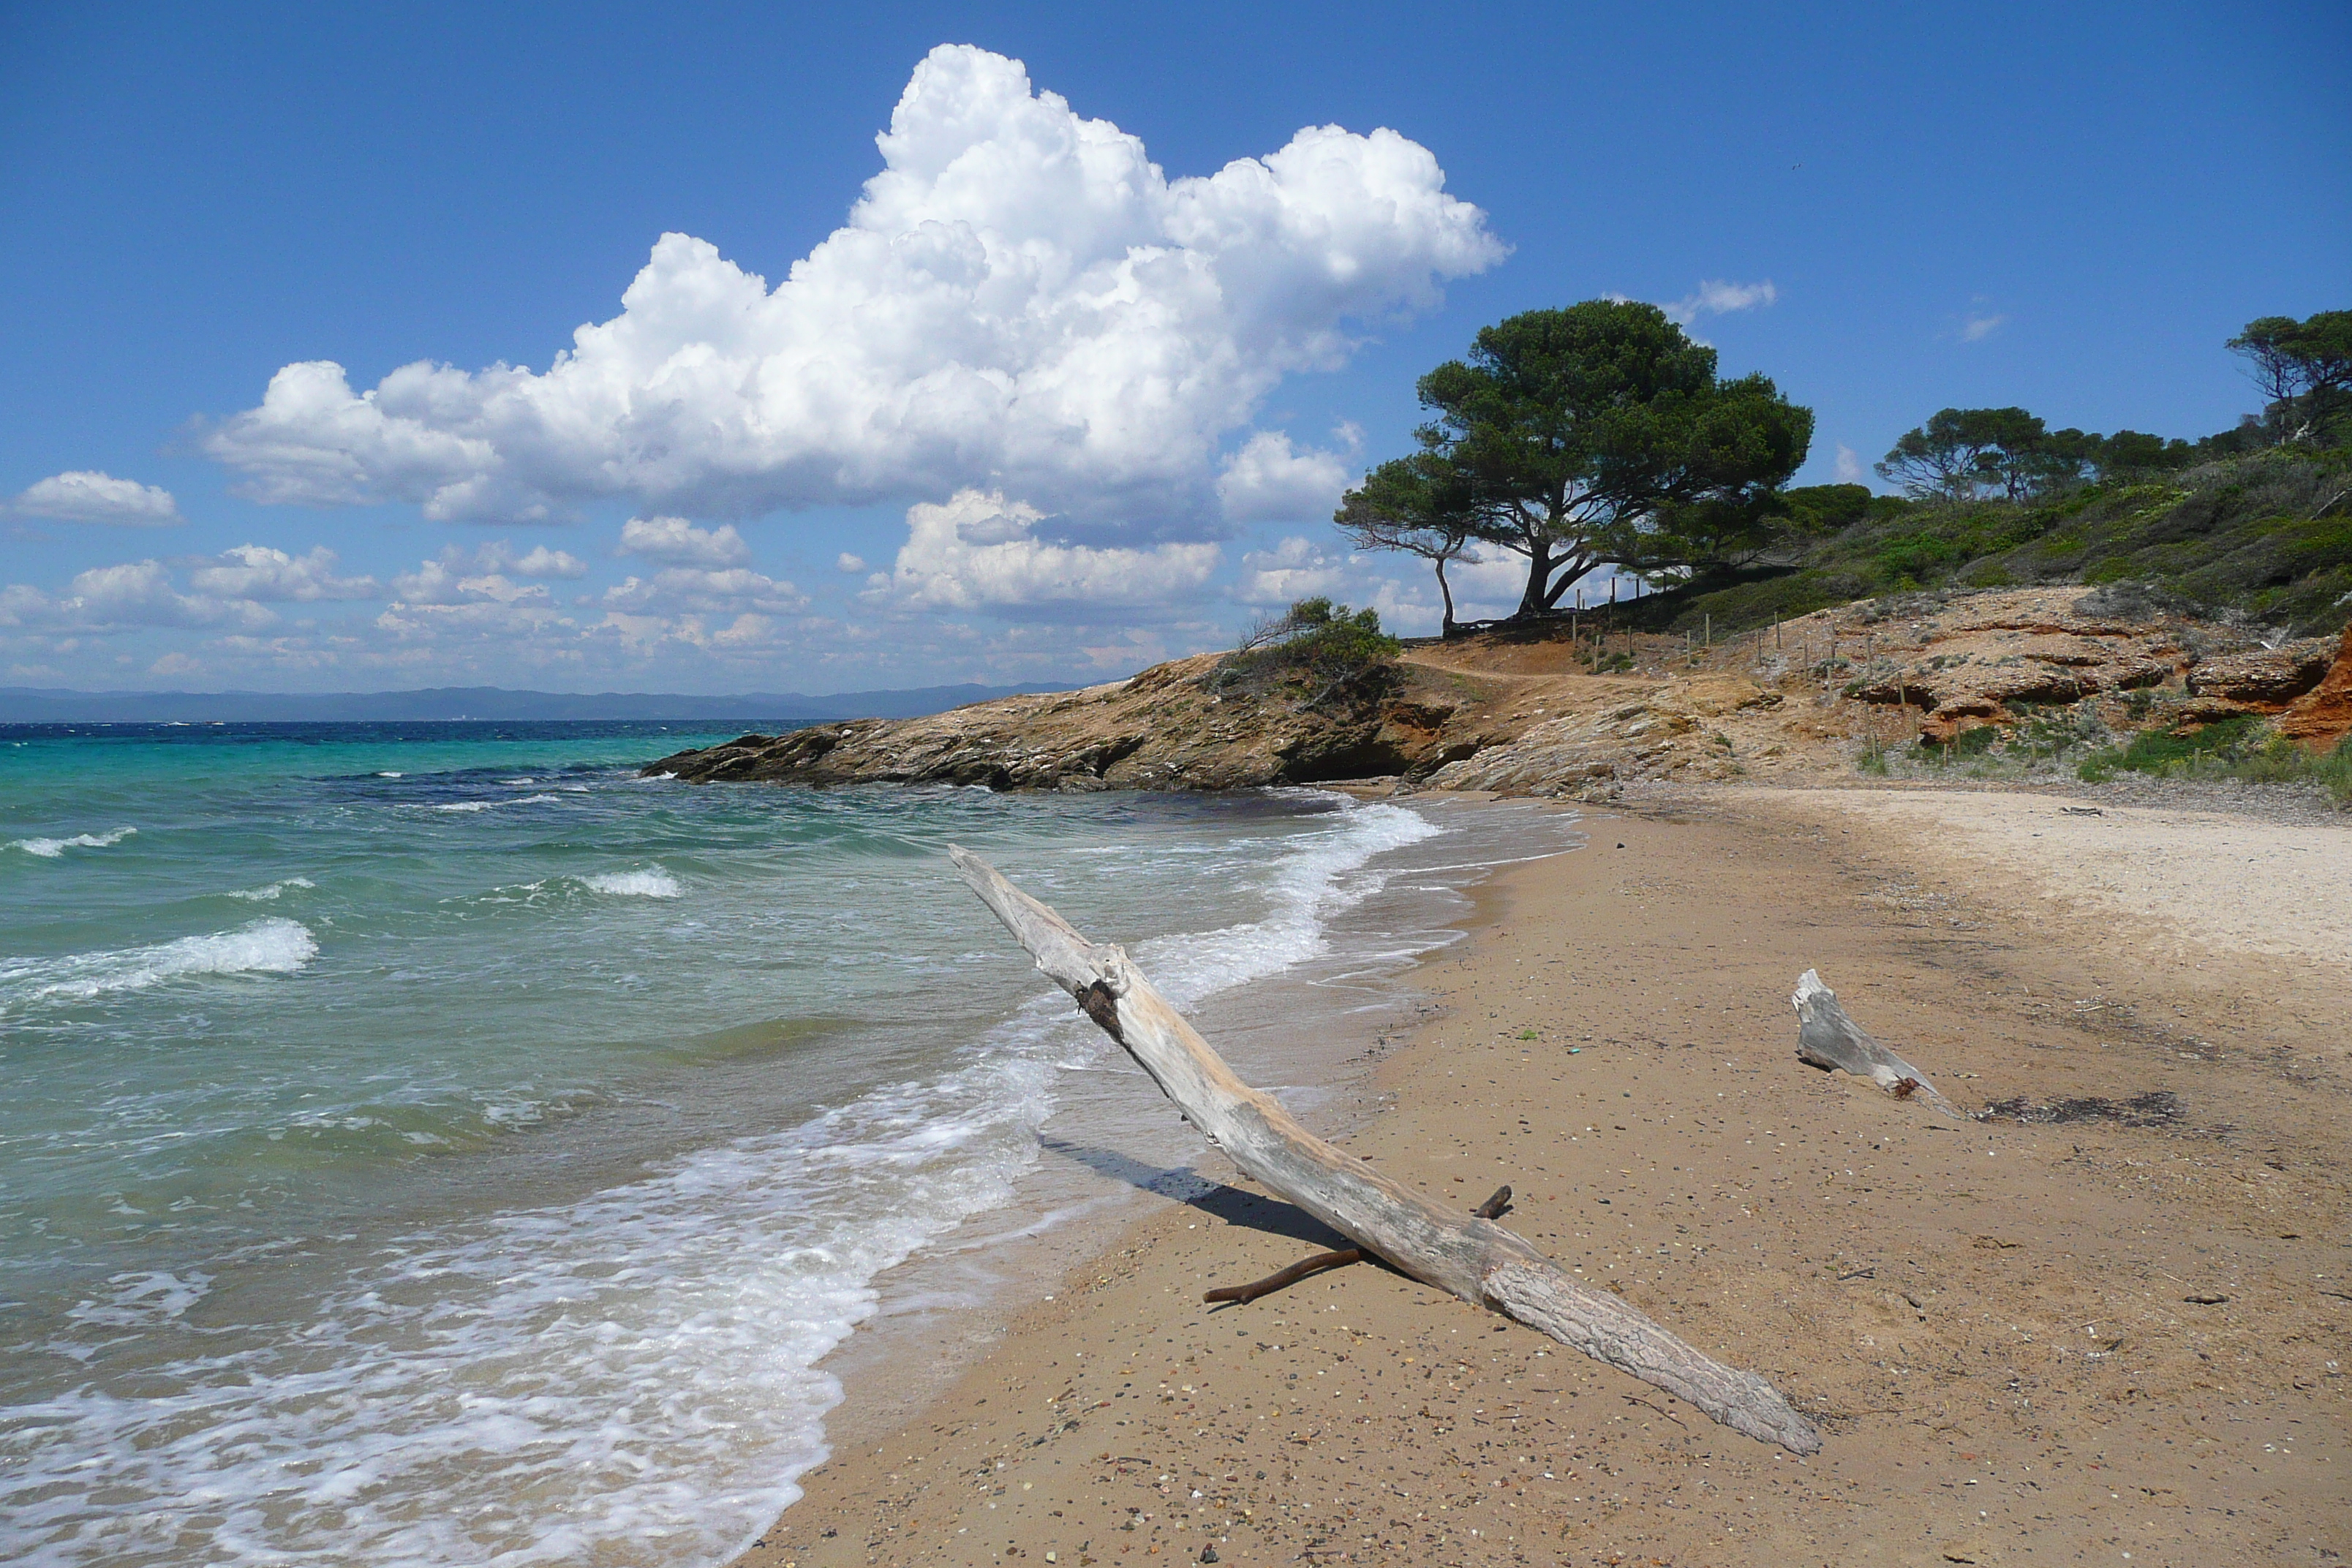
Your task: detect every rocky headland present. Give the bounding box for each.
[644,587,2352,801]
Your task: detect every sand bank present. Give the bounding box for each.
[734,785,2348,1568]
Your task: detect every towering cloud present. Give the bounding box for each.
[203,45,1501,531]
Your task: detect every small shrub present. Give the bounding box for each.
[1949,724,2000,757]
[1217,596,1401,702]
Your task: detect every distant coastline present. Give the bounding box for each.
[0,681,1068,725]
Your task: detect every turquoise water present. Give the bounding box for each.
[0,722,1485,1567]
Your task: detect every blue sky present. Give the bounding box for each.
[3,1,2345,693]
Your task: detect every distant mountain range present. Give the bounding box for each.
[0,682,1068,725]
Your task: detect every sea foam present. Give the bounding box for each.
[582,867,682,898]
[9,826,135,858]
[0,793,1452,1568]
[1,918,318,1003]
[227,877,317,902]
[433,794,562,813]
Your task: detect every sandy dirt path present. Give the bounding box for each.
[732,786,2349,1568]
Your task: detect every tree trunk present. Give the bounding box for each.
[948,846,1824,1455]
[1434,556,1457,636]
[1517,538,1553,618]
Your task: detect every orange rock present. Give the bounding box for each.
[2277,624,2352,750]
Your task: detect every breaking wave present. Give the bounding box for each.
[582,867,682,899]
[1,918,319,1004]
[9,826,136,858]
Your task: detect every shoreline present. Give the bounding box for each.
[766,794,1583,1514]
[731,783,2349,1568]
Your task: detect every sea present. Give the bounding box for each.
[0,720,1575,1567]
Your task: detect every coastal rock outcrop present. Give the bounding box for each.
[644,584,2345,801]
[1835,593,2182,744]
[644,654,1480,791]
[2185,638,2337,709]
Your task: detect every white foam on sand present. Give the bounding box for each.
[9,826,136,859]
[0,918,319,1004]
[581,867,682,899]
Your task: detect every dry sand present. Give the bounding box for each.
[730,786,2350,1568]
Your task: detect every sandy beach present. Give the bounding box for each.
[733,785,2350,1568]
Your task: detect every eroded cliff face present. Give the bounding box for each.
[644,587,2348,800]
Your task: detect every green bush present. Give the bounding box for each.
[1218,597,1402,701]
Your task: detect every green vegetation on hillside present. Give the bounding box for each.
[2077,720,2352,804]
[1330,304,2351,641]
[1626,449,2352,638]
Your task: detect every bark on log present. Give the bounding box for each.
[948,845,1822,1455]
[1791,969,1961,1118]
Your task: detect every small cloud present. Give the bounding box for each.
[1234,535,1351,606]
[148,651,202,679]
[601,567,807,615]
[1961,312,2006,342]
[1834,444,1864,484]
[836,552,867,573]
[618,515,753,568]
[490,543,587,579]
[1215,431,1353,524]
[189,544,377,602]
[389,554,551,606]
[12,470,182,526]
[1665,279,1778,327]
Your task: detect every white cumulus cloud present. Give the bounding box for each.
[601,568,807,616]
[27,560,274,631]
[1961,312,2006,342]
[1233,535,1354,605]
[489,542,587,578]
[619,515,753,568]
[886,489,1220,613]
[1834,443,1865,483]
[188,544,377,602]
[12,470,182,526]
[201,45,1501,530]
[1216,431,1356,524]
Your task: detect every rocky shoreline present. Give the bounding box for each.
[644,587,2352,801]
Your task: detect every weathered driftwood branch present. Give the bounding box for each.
[1204,1188,1512,1305]
[949,846,1822,1455]
[1791,969,1961,1118]
[1205,1248,1362,1305]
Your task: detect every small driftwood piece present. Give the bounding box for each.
[1791,969,1961,1119]
[949,846,1821,1455]
[1205,1248,1362,1305]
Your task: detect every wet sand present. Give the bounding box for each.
[730,785,2350,1568]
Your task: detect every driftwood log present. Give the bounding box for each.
[949,846,1822,1455]
[1202,1187,1512,1305]
[1791,969,1961,1118]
